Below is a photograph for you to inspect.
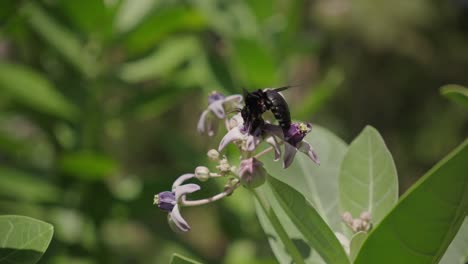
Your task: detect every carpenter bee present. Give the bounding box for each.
[241,86,292,134]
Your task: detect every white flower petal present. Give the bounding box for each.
[172,173,195,190]
[208,101,225,118]
[174,183,201,200]
[298,140,320,165]
[170,204,191,232]
[197,110,210,134]
[224,94,243,104]
[219,127,243,151]
[245,134,261,151]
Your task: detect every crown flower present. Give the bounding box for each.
[197,91,242,136]
[155,88,319,232]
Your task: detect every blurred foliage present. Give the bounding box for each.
[0,0,466,263]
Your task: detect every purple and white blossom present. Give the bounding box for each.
[219,113,283,153]
[197,92,243,136]
[282,122,320,168]
[155,90,321,233]
[154,182,200,232]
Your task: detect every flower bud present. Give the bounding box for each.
[217,158,231,173]
[194,166,210,181]
[238,158,266,188]
[341,212,353,224]
[360,211,372,222]
[352,219,363,232]
[207,149,220,161]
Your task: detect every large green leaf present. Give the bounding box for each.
[440,84,468,108]
[0,63,77,120]
[268,176,350,264]
[170,253,202,264]
[255,185,326,264]
[339,126,398,227]
[440,217,468,264]
[355,139,468,264]
[349,232,367,262]
[263,125,348,233]
[0,215,54,264]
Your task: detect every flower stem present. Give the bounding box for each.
[254,146,274,159]
[181,182,240,207]
[251,188,306,264]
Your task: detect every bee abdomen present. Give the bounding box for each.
[265,90,291,129]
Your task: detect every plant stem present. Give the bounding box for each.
[254,146,274,159]
[182,182,240,207]
[252,188,306,264]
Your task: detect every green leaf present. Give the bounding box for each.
[58,0,115,40]
[268,176,350,264]
[231,38,277,87]
[22,2,97,77]
[255,185,324,264]
[0,215,54,264]
[119,36,200,83]
[170,253,202,264]
[349,232,367,262]
[339,126,398,227]
[0,63,77,120]
[355,139,468,264]
[440,84,468,107]
[263,125,348,233]
[0,167,60,203]
[59,152,117,181]
[440,217,468,264]
[123,6,206,55]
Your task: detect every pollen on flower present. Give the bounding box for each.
[153,194,159,205]
[298,122,311,133]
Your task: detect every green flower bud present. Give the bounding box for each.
[207,149,220,161]
[194,166,210,181]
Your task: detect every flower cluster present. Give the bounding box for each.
[342,211,373,233]
[154,90,320,232]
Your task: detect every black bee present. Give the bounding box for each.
[241,86,292,134]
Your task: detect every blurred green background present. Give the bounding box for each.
[0,0,467,263]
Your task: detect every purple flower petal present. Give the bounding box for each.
[298,140,320,165]
[219,127,244,151]
[174,183,201,200]
[208,101,225,118]
[208,92,225,104]
[283,142,298,168]
[170,204,191,232]
[156,191,176,212]
[284,122,312,147]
